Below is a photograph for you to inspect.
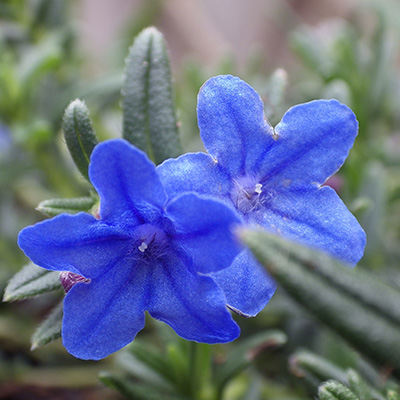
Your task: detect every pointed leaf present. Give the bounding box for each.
[240,229,400,378]
[290,352,386,400]
[289,350,348,388]
[319,380,360,400]
[3,263,61,302]
[347,370,378,400]
[36,196,98,217]
[122,27,181,164]
[31,301,63,350]
[62,99,98,180]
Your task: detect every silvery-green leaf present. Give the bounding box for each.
[36,196,98,217]
[31,301,63,350]
[122,27,181,164]
[3,263,61,302]
[62,99,98,180]
[318,380,360,400]
[240,229,400,379]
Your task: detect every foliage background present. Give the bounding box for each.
[1,0,400,398]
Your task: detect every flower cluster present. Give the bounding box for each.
[18,75,365,360]
[158,75,366,317]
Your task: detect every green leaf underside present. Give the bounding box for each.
[31,301,63,350]
[240,229,400,377]
[122,27,181,164]
[37,196,97,216]
[3,262,61,302]
[318,380,360,400]
[62,99,98,180]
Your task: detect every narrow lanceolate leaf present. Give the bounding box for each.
[31,301,63,350]
[318,380,360,400]
[290,351,386,400]
[3,263,61,302]
[276,227,400,327]
[346,369,382,400]
[122,27,181,164]
[62,99,98,180]
[36,196,98,217]
[240,229,400,379]
[289,350,348,388]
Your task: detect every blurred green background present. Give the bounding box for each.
[1,0,400,399]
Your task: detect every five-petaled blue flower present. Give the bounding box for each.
[18,139,242,360]
[158,75,366,318]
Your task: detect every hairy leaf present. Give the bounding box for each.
[3,263,61,302]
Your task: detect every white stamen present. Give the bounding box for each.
[138,242,148,252]
[255,183,263,194]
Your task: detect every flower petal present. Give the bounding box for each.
[197,75,276,177]
[166,193,241,273]
[211,250,276,317]
[258,185,366,265]
[18,213,131,278]
[62,258,147,360]
[157,152,231,201]
[89,139,166,225]
[259,99,358,186]
[148,259,240,343]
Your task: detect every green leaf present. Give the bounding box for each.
[271,226,400,327]
[36,196,98,216]
[127,340,178,385]
[117,351,173,390]
[346,369,377,400]
[99,372,189,400]
[122,27,181,164]
[318,380,360,400]
[17,34,62,87]
[3,263,61,302]
[290,351,386,400]
[289,350,349,388]
[31,301,63,350]
[240,229,400,379]
[62,99,98,180]
[215,330,287,394]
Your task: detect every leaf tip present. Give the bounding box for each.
[2,293,11,302]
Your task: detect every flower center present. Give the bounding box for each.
[132,223,169,262]
[230,176,265,215]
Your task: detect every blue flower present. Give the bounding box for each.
[158,75,366,318]
[18,139,242,360]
